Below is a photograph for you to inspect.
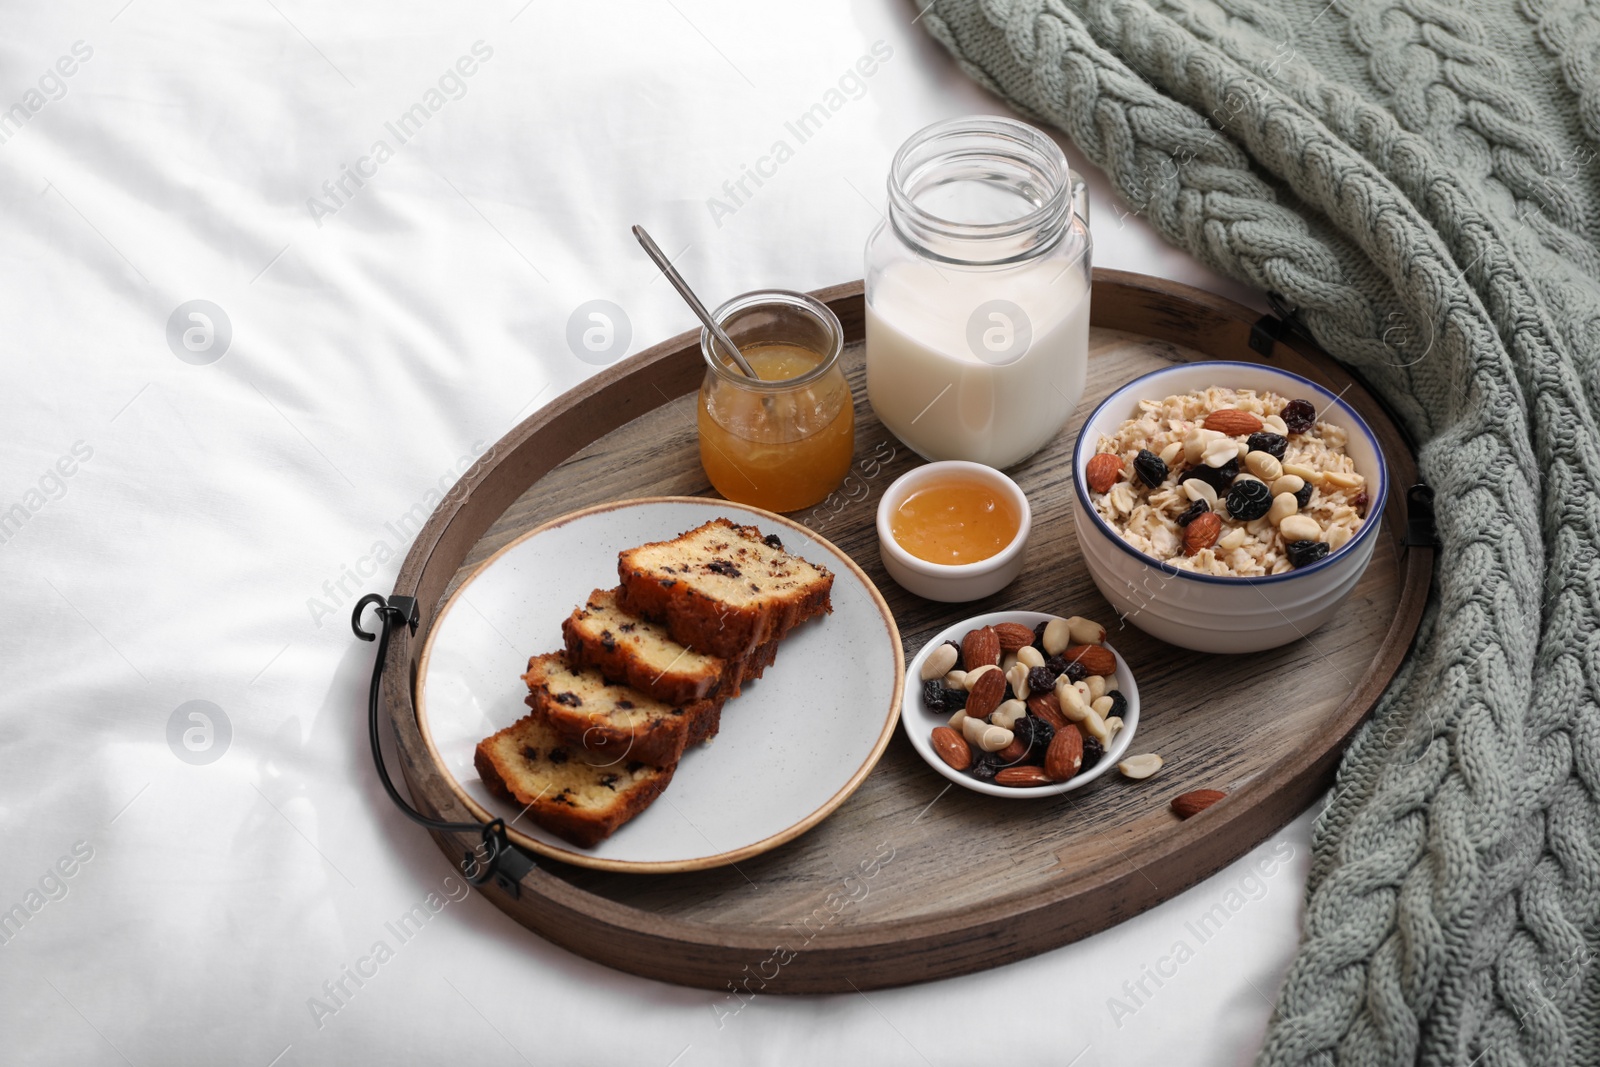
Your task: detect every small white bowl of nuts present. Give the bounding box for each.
[903,611,1140,798]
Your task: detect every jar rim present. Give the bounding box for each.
[698,289,845,391]
[886,115,1076,264]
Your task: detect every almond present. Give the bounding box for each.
[997,738,1029,763]
[993,622,1036,653]
[1027,691,1069,731]
[965,667,1006,720]
[1063,644,1117,678]
[1171,789,1226,819]
[1182,511,1222,556]
[995,766,1054,787]
[930,726,971,771]
[961,626,1001,670]
[1043,728,1084,782]
[1084,453,1122,494]
[1202,409,1264,435]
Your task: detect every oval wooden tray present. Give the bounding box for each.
[379,270,1433,993]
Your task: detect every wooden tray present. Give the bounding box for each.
[379,270,1433,993]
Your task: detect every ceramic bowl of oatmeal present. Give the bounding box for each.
[1070,361,1387,653]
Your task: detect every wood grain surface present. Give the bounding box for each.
[377,272,1434,993]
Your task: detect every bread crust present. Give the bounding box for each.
[617,519,834,659]
[524,652,719,767]
[473,716,675,849]
[563,588,784,703]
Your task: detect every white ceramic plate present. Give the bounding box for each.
[418,497,904,872]
[902,611,1140,797]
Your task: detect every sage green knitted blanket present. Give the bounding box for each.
[924,2,1600,1064]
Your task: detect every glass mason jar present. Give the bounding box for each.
[865,116,1092,469]
[697,289,855,513]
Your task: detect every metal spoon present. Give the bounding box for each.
[632,225,761,381]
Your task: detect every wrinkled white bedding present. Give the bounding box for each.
[0,2,1301,1063]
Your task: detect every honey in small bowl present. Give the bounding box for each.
[889,476,1021,565]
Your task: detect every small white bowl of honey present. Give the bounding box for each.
[876,461,1031,602]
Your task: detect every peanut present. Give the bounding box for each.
[1042,619,1073,656]
[1263,414,1288,435]
[1280,514,1322,542]
[1282,461,1322,484]
[1118,753,1164,779]
[1324,470,1365,488]
[1269,474,1305,499]
[1203,437,1237,467]
[1082,710,1111,745]
[964,663,999,688]
[1183,479,1218,508]
[1219,527,1249,551]
[1005,664,1030,702]
[1245,451,1283,482]
[944,670,968,691]
[921,643,958,681]
[1266,492,1298,526]
[1055,677,1091,721]
[991,699,1027,730]
[1086,674,1106,701]
[948,710,968,730]
[1091,695,1114,716]
[1104,715,1124,738]
[1016,645,1045,669]
[1066,616,1106,645]
[1159,441,1183,467]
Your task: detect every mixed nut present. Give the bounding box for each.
[922,615,1127,788]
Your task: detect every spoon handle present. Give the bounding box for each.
[632,225,761,380]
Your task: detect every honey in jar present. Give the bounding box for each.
[697,291,854,513]
[889,476,1020,565]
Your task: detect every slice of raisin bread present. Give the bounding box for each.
[523,652,722,767]
[617,519,834,659]
[562,587,779,703]
[474,713,673,849]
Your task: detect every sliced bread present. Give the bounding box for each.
[562,586,779,703]
[523,651,722,767]
[617,519,834,659]
[474,712,673,848]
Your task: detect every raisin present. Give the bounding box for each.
[706,559,741,577]
[944,639,964,671]
[549,749,569,765]
[944,687,967,710]
[520,746,539,762]
[1106,690,1127,720]
[600,630,617,652]
[1176,500,1210,527]
[1133,448,1168,488]
[616,700,634,710]
[1181,459,1239,492]
[1286,539,1330,568]
[599,774,619,790]
[1294,482,1314,509]
[1081,736,1105,771]
[554,692,582,707]
[1226,478,1272,521]
[1013,714,1054,759]
[1032,620,1049,653]
[1027,665,1057,693]
[1246,432,1287,460]
[763,533,784,549]
[1282,399,1316,434]
[968,750,1000,781]
[922,679,948,711]
[1047,656,1087,683]
[625,761,645,773]
[1354,489,1370,516]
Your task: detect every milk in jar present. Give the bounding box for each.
[865,117,1092,469]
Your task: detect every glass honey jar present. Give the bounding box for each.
[697,290,854,513]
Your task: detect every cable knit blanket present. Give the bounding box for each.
[924,1,1600,1063]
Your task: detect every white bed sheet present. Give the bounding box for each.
[0,2,1310,1063]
